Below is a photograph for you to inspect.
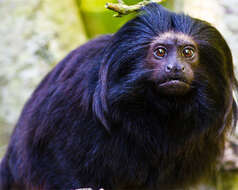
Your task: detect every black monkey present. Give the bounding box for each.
[0,3,237,190]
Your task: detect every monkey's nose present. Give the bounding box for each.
[165,63,185,73]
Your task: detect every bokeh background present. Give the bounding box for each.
[0,0,238,189]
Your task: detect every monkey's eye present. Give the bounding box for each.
[182,47,195,58]
[154,47,167,59]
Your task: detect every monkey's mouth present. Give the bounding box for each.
[157,79,191,95]
[159,79,189,88]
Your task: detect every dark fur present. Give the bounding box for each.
[1,4,237,190]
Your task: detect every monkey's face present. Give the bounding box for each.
[95,4,237,132]
[147,31,199,95]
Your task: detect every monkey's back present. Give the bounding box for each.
[0,35,113,190]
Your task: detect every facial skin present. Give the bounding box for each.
[147,31,199,95]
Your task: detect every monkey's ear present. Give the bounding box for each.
[93,84,111,133]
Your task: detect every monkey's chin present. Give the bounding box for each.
[158,80,191,95]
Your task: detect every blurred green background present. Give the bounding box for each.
[0,0,238,189]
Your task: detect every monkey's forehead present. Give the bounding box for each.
[151,31,197,47]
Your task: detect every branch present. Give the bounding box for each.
[105,0,166,17]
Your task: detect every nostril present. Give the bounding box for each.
[165,64,173,72]
[174,65,185,72]
[165,64,185,73]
